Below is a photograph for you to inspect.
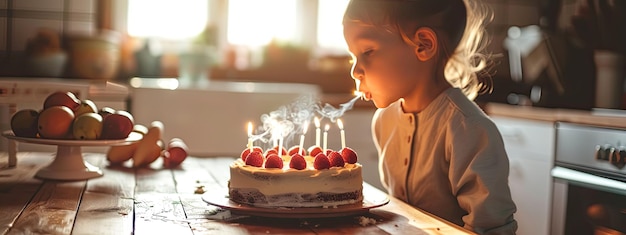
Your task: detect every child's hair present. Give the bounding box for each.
[344,0,493,100]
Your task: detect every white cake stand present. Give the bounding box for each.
[2,130,142,181]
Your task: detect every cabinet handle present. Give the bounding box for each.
[551,166,626,196]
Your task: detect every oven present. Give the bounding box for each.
[552,122,626,235]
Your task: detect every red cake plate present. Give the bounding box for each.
[202,183,390,218]
[2,130,142,180]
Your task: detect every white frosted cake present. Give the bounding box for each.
[228,146,363,208]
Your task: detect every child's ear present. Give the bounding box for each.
[413,27,438,61]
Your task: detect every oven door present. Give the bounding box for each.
[551,166,626,235]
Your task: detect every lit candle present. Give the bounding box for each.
[323,124,330,153]
[299,121,309,155]
[247,122,253,152]
[337,119,345,149]
[314,117,321,147]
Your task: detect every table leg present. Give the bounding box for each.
[7,103,17,167]
[8,139,17,167]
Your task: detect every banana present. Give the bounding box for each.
[106,124,148,164]
[132,121,165,167]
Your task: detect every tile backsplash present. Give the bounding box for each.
[0,0,95,76]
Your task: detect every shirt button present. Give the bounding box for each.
[404,158,408,166]
[408,116,413,124]
[407,135,411,143]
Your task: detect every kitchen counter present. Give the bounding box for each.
[485,103,626,129]
[0,152,474,235]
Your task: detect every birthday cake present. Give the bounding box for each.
[228,146,363,208]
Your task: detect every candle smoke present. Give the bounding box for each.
[250,94,360,148]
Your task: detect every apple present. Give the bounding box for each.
[38,106,75,139]
[43,91,80,110]
[72,113,103,140]
[10,109,39,137]
[98,107,116,119]
[74,99,98,117]
[163,138,188,168]
[101,110,134,139]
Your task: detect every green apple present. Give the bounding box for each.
[73,113,103,140]
[74,99,98,117]
[11,109,39,137]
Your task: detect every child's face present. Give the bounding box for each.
[343,21,423,109]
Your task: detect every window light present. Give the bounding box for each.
[227,0,297,47]
[317,0,350,52]
[127,0,208,40]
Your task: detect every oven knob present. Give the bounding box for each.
[595,144,613,161]
[612,146,626,168]
[610,146,623,162]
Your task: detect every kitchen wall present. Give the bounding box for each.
[0,0,97,76]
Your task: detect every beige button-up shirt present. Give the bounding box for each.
[372,88,517,234]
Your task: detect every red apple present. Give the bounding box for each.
[163,138,189,168]
[101,110,134,139]
[98,107,116,119]
[43,91,80,110]
[38,106,75,139]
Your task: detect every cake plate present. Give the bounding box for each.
[203,184,390,218]
[2,130,142,181]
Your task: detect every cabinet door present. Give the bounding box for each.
[508,155,553,235]
[492,116,554,235]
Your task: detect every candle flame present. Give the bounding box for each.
[337,119,344,130]
[324,124,330,131]
[314,116,320,128]
[247,122,253,137]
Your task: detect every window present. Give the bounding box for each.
[317,0,350,53]
[127,0,208,40]
[227,0,297,47]
[124,0,350,51]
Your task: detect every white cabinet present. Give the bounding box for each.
[492,116,554,235]
[130,79,322,157]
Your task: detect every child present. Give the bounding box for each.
[342,0,517,234]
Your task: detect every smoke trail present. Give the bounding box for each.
[317,95,360,122]
[250,94,361,147]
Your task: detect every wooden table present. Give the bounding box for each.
[0,152,474,235]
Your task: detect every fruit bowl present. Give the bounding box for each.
[2,130,142,180]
